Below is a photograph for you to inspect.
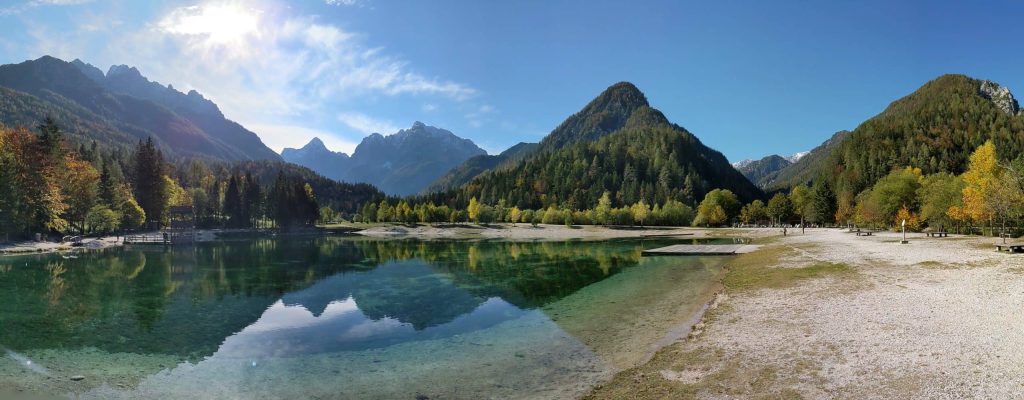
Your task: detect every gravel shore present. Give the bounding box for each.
[587,228,1024,399]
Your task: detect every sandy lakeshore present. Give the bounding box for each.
[586,228,1024,399]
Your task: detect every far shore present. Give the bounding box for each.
[0,223,763,256]
[343,222,780,241]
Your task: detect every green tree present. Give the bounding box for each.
[918,172,964,230]
[693,189,739,227]
[594,191,612,225]
[789,184,812,233]
[132,138,168,229]
[739,200,767,225]
[120,196,146,230]
[630,200,650,226]
[766,192,793,226]
[85,205,119,234]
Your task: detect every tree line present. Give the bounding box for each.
[0,120,327,240]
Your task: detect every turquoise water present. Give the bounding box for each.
[0,237,730,399]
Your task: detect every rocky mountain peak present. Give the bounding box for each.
[106,64,142,79]
[304,137,327,150]
[980,80,1021,116]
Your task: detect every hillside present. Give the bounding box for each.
[764,130,850,191]
[735,155,791,188]
[0,56,280,162]
[423,142,538,193]
[422,82,762,209]
[784,75,1024,200]
[282,122,486,196]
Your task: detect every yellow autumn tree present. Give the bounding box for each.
[961,141,999,225]
[894,206,922,232]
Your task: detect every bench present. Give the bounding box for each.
[995,243,1024,253]
[855,231,873,236]
[926,231,949,238]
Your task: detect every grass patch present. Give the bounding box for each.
[721,245,856,291]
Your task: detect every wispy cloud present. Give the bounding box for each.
[1,0,92,15]
[465,104,496,128]
[338,112,400,135]
[324,0,363,7]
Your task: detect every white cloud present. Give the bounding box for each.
[338,112,400,135]
[16,1,476,150]
[422,103,437,112]
[159,4,259,46]
[464,104,496,128]
[247,123,358,155]
[325,0,362,6]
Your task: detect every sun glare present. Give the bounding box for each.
[160,3,259,45]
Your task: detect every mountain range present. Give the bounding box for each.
[282,122,487,196]
[0,56,279,161]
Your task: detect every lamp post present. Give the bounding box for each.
[901,219,908,244]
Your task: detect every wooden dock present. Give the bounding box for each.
[124,231,194,245]
[642,244,754,256]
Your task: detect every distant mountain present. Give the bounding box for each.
[0,56,280,161]
[766,130,850,191]
[771,74,1024,200]
[423,82,763,208]
[282,122,487,196]
[424,142,538,194]
[735,155,792,188]
[280,137,350,178]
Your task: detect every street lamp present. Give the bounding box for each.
[900,219,908,244]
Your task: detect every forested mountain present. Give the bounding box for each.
[776,75,1024,205]
[425,82,666,193]
[73,60,281,160]
[735,155,792,188]
[282,122,486,196]
[423,142,538,193]
[0,55,280,162]
[420,82,762,210]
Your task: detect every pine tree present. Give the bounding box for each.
[132,138,168,229]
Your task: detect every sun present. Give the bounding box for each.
[160,3,260,45]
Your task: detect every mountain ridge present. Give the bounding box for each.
[0,55,280,161]
[281,121,487,196]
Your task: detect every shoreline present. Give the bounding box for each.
[0,236,122,255]
[585,228,1024,398]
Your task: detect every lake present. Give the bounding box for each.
[0,236,731,399]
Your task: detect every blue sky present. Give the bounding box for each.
[1,0,1023,162]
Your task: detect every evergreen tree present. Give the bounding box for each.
[132,138,168,229]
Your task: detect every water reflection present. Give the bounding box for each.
[0,237,684,360]
[0,237,733,399]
